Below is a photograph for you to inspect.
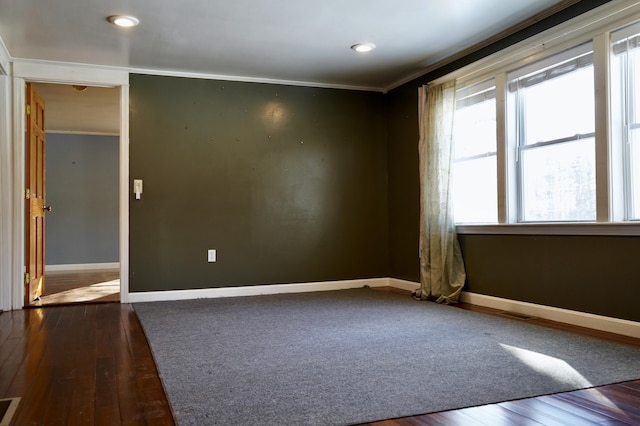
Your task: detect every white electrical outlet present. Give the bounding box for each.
[207,249,217,263]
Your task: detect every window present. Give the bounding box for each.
[612,24,640,221]
[508,45,596,222]
[445,3,640,230]
[453,80,497,223]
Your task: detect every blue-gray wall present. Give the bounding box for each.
[45,133,119,265]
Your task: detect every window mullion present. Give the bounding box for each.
[625,51,636,219]
[520,132,596,149]
[593,32,613,222]
[495,73,510,224]
[515,81,526,223]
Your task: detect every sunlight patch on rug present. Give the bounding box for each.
[500,343,592,387]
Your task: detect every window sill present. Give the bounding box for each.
[456,222,640,236]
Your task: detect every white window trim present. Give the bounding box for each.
[457,222,640,236]
[440,0,640,236]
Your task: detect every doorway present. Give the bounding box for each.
[27,82,121,307]
[2,63,129,311]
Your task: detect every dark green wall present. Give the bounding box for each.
[459,235,640,322]
[385,0,640,322]
[386,85,420,282]
[129,75,388,292]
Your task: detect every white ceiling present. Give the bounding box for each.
[1,0,578,92]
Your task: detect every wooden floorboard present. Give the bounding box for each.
[0,292,639,425]
[0,304,174,425]
[30,271,120,306]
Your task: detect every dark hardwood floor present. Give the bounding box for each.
[0,304,174,425]
[1,292,639,425]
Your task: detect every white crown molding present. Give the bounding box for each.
[384,0,640,92]
[9,58,385,93]
[128,66,384,92]
[12,58,128,86]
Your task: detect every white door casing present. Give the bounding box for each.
[4,60,130,309]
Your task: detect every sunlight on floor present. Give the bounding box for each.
[500,343,592,387]
[583,387,632,418]
[39,280,120,304]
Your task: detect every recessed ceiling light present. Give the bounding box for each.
[351,43,376,53]
[107,15,140,27]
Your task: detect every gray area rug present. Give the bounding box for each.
[134,288,640,425]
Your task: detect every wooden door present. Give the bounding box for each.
[25,83,47,305]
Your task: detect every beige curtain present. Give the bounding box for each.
[417,82,466,304]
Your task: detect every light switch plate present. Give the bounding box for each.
[133,179,143,200]
[207,249,216,262]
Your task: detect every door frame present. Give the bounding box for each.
[7,61,130,308]
[0,49,11,311]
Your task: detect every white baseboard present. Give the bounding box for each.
[128,277,390,303]
[460,291,640,339]
[45,262,120,274]
[381,280,640,338]
[126,276,640,339]
[388,278,421,292]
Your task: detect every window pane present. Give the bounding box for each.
[453,156,497,223]
[612,24,640,221]
[632,48,640,124]
[509,47,596,223]
[521,65,595,144]
[520,139,596,221]
[453,81,497,223]
[454,96,496,158]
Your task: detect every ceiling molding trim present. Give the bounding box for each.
[12,58,128,86]
[11,58,386,92]
[129,67,385,93]
[430,0,640,89]
[383,0,606,92]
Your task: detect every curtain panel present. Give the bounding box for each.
[418,82,466,304]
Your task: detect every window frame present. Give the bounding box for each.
[510,45,597,223]
[612,26,640,220]
[436,0,640,235]
[452,79,499,224]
